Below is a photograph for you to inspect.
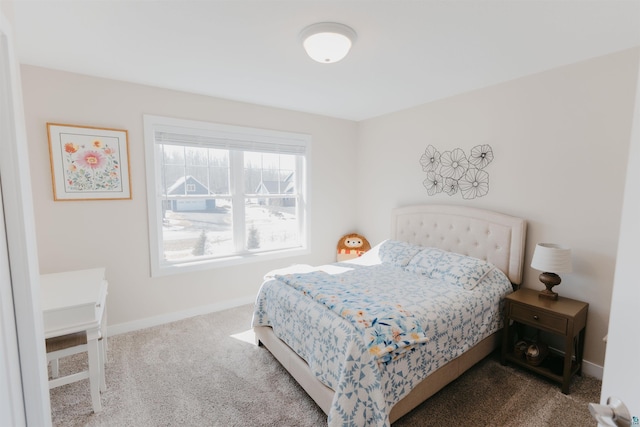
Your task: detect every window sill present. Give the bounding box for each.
[151,246,310,277]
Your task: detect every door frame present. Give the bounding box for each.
[0,12,51,427]
[599,55,640,420]
[0,182,25,426]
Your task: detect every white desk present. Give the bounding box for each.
[40,268,108,413]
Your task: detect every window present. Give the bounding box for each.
[144,115,310,276]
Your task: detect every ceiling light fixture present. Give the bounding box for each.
[300,22,357,64]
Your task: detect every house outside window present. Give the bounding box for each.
[144,115,310,276]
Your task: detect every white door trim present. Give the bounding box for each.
[0,182,25,427]
[599,53,640,421]
[0,12,51,427]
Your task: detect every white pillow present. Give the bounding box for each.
[378,240,424,267]
[407,248,495,290]
[403,247,446,275]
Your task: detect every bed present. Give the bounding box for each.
[252,204,526,426]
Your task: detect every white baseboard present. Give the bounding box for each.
[548,345,604,380]
[107,295,256,336]
[582,358,604,380]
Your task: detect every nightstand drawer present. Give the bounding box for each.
[510,304,567,334]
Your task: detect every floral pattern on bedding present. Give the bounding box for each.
[252,262,513,427]
[378,239,424,267]
[275,271,429,364]
[405,246,496,289]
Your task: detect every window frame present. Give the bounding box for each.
[144,115,311,277]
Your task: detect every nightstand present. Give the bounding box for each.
[501,288,588,394]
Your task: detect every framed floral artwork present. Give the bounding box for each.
[47,123,132,201]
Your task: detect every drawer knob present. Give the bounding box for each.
[533,315,539,320]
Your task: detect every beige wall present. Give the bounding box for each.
[357,47,640,367]
[21,65,359,329]
[1,0,14,24]
[21,47,640,368]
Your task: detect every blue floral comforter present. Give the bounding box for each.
[252,243,513,427]
[275,271,429,365]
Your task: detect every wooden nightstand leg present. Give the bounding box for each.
[501,320,511,365]
[576,328,586,376]
[562,334,573,394]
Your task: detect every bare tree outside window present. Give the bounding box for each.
[145,114,309,275]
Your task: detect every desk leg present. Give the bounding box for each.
[87,336,102,413]
[98,338,106,392]
[99,305,107,393]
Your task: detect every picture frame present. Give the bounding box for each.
[47,123,132,201]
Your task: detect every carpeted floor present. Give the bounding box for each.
[50,304,599,426]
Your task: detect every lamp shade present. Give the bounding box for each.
[531,243,572,273]
[300,22,357,63]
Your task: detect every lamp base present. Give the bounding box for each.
[538,289,559,300]
[538,272,561,300]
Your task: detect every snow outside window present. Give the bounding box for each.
[144,115,310,276]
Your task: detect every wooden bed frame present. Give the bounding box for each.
[254,204,527,423]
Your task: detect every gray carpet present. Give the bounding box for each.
[50,304,600,426]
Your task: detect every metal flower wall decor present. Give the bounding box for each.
[420,144,494,199]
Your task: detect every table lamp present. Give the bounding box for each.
[530,243,572,300]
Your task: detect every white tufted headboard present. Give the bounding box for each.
[391,205,527,285]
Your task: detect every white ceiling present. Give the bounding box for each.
[11,0,640,121]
